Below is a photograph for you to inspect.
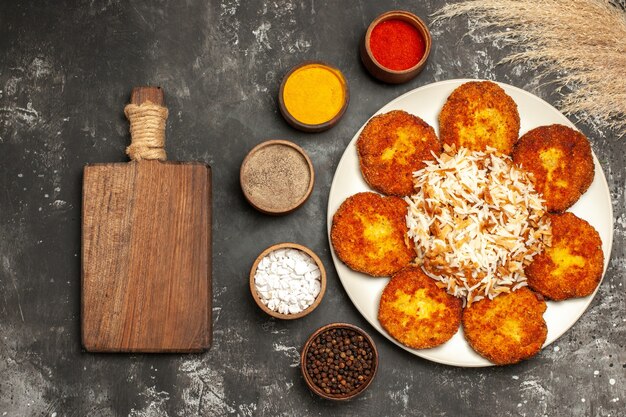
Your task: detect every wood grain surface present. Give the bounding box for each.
[82,161,211,352]
[81,87,211,352]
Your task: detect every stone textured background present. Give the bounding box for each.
[0,1,623,416]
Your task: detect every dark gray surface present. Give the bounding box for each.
[0,1,624,416]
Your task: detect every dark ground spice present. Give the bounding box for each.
[241,143,311,212]
[305,327,375,396]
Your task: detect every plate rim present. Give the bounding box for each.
[326,78,614,368]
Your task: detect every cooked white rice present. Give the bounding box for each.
[405,145,552,305]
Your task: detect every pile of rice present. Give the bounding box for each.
[405,145,552,305]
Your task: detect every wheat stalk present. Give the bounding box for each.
[433,0,626,137]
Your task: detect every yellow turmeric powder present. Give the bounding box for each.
[282,63,346,126]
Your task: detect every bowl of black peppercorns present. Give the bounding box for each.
[301,322,378,400]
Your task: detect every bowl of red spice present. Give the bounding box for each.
[301,323,378,400]
[360,10,432,84]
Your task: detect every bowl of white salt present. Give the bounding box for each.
[250,242,327,320]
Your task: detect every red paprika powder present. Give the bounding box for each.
[369,19,425,71]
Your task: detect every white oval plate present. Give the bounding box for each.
[326,79,613,367]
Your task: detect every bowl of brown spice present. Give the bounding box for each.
[301,323,378,400]
[240,139,315,215]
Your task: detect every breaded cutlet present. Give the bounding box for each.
[462,287,547,365]
[513,124,594,213]
[357,110,441,196]
[331,192,415,277]
[439,81,520,155]
[378,266,462,349]
[526,212,603,301]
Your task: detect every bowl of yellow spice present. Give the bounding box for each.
[279,61,349,133]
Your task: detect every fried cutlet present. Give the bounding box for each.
[378,266,462,349]
[526,212,603,301]
[331,192,415,277]
[513,124,594,213]
[357,110,441,196]
[439,81,520,155]
[462,287,547,365]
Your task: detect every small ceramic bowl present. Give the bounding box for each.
[301,323,379,400]
[240,140,315,215]
[360,10,432,84]
[250,242,327,320]
[278,61,350,132]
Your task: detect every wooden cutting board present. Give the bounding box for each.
[82,87,211,352]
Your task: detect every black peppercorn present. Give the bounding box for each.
[305,327,375,397]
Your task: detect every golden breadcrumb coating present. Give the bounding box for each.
[462,287,547,365]
[378,267,462,349]
[513,124,594,213]
[526,212,603,300]
[439,81,520,155]
[331,192,416,277]
[358,110,441,196]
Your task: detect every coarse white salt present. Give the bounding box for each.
[254,248,321,315]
